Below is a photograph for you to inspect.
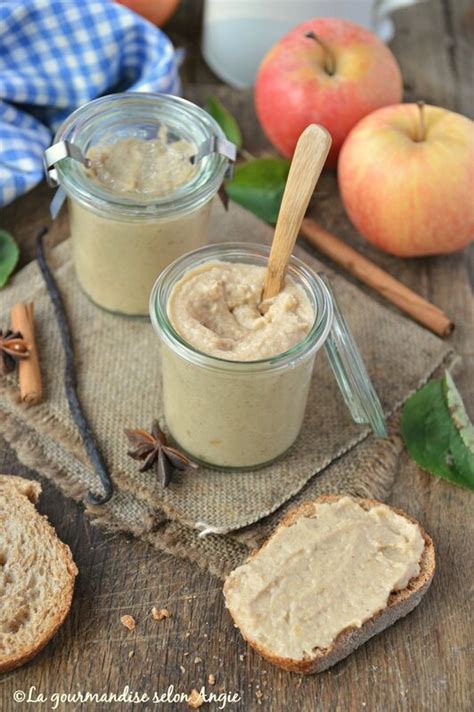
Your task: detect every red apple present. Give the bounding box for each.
[338,103,474,257]
[255,18,402,167]
[116,0,179,26]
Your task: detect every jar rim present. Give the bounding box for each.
[53,92,229,220]
[149,242,334,373]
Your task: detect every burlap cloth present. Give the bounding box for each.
[0,203,454,578]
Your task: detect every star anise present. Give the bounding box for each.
[0,329,30,376]
[125,420,198,487]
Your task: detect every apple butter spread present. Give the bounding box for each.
[167,261,315,360]
[53,93,231,316]
[86,135,197,196]
[224,497,425,658]
[153,253,319,467]
[69,134,210,316]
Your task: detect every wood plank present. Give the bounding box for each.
[390,0,473,115]
[1,1,473,709]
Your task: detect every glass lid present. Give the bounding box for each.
[45,93,234,219]
[321,275,387,437]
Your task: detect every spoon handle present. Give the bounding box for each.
[262,124,331,300]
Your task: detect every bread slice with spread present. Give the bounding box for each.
[224,495,435,673]
[0,475,78,672]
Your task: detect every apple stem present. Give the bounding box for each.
[416,100,426,142]
[304,31,336,76]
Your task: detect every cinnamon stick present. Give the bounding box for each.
[10,302,43,404]
[301,219,454,338]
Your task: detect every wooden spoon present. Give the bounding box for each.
[262,124,332,301]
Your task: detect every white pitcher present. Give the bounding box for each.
[202,0,422,88]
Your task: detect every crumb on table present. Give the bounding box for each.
[120,615,136,631]
[188,688,204,709]
[152,607,171,621]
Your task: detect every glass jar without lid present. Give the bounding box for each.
[150,243,386,470]
[49,93,231,316]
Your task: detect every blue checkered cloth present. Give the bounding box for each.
[0,0,181,207]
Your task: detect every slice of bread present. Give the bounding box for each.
[0,475,78,672]
[224,495,435,674]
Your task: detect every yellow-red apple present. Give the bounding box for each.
[255,18,402,167]
[338,103,474,256]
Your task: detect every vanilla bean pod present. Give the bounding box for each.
[36,227,113,505]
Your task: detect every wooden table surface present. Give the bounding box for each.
[1,2,473,710]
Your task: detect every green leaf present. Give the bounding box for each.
[0,230,19,288]
[444,370,474,452]
[401,373,474,491]
[205,96,242,149]
[226,158,290,224]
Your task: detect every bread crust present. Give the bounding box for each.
[0,474,41,503]
[224,495,435,674]
[0,475,78,673]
